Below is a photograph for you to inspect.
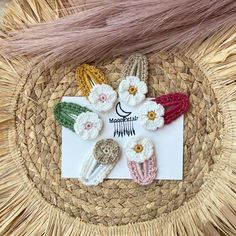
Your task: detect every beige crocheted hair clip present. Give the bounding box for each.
[122,53,148,83]
[118,54,149,106]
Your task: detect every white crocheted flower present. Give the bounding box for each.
[138,101,165,130]
[88,84,117,112]
[118,76,148,106]
[74,112,103,140]
[125,136,154,163]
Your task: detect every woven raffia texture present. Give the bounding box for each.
[0,1,236,235]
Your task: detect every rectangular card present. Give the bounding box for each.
[62,96,183,180]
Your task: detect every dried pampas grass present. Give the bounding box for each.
[1,0,236,69]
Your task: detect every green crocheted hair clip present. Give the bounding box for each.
[54,102,103,140]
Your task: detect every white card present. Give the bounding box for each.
[62,97,183,180]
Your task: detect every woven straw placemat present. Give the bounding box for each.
[0,1,236,235]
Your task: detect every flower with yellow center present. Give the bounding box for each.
[138,101,165,130]
[134,144,143,153]
[125,136,154,163]
[118,76,148,106]
[147,111,157,120]
[128,86,138,95]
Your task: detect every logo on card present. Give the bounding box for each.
[109,102,138,138]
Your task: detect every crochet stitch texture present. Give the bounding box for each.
[54,102,90,132]
[122,54,148,83]
[153,93,189,125]
[94,139,120,165]
[118,54,148,106]
[76,64,109,97]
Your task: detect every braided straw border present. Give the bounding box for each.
[0,1,236,235]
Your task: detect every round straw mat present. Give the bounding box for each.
[1,1,236,235]
[15,53,222,225]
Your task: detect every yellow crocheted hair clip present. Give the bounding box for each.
[76,64,109,97]
[76,64,117,112]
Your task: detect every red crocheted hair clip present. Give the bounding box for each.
[138,93,189,130]
[153,93,189,124]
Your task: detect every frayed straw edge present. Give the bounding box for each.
[0,1,236,236]
[0,40,236,236]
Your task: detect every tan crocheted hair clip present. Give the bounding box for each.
[79,139,121,186]
[76,64,118,112]
[118,54,149,106]
[122,53,148,83]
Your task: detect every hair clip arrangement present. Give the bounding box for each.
[125,136,156,185]
[118,54,148,106]
[124,92,189,185]
[79,139,120,185]
[76,64,117,112]
[54,102,103,140]
[139,93,189,130]
[55,54,191,186]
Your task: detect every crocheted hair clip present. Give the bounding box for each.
[76,64,117,112]
[118,54,148,106]
[54,101,103,140]
[139,93,189,130]
[79,139,120,185]
[125,136,156,185]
